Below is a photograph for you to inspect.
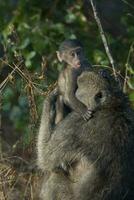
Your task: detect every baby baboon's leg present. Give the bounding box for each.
[55,95,64,124]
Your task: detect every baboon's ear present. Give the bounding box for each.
[56,51,63,62]
[77,71,87,85]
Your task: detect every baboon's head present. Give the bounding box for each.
[76,69,119,111]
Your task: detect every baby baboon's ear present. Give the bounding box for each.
[56,51,63,62]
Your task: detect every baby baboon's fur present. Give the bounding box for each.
[55,39,92,124]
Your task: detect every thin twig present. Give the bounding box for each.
[24,174,32,198]
[0,58,45,95]
[121,0,134,10]
[0,58,57,98]
[0,67,17,91]
[89,0,117,78]
[93,64,111,69]
[123,42,134,92]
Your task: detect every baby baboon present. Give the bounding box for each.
[55,39,92,124]
[37,69,134,200]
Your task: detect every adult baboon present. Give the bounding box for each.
[37,69,134,200]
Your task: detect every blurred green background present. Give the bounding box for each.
[0,0,134,149]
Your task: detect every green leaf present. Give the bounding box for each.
[129,92,134,102]
[19,38,30,49]
[26,51,36,60]
[25,59,31,67]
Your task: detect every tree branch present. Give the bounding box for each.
[89,0,117,78]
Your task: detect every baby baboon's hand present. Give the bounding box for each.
[82,109,93,121]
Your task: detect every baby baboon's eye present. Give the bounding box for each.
[76,49,81,56]
[70,51,75,57]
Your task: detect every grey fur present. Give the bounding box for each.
[37,70,134,200]
[55,39,92,124]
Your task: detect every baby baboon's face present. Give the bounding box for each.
[75,70,113,111]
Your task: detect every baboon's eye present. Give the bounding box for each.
[99,70,108,78]
[95,92,103,101]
